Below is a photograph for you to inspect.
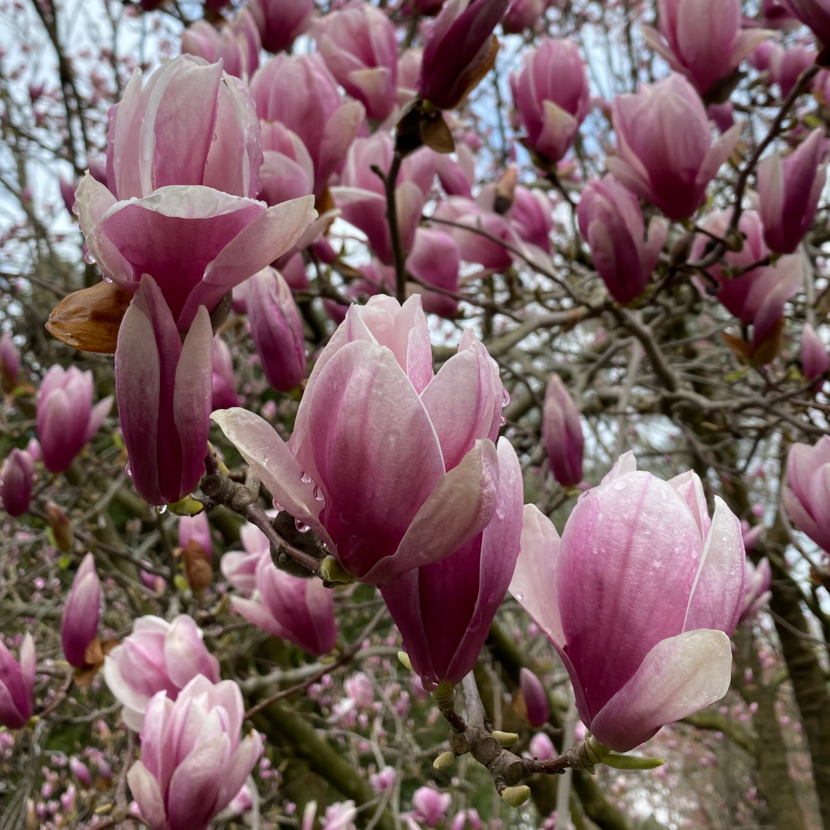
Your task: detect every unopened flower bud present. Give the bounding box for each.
[69,756,93,788]
[501,786,531,808]
[493,731,520,747]
[47,502,73,553]
[519,668,549,727]
[433,751,456,770]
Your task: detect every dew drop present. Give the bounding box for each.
[499,415,507,427]
[84,250,96,265]
[613,480,627,491]
[502,388,511,408]
[71,202,80,215]
[295,518,310,533]
[313,484,324,502]
[155,504,167,515]
[301,471,313,484]
[125,463,132,479]
[102,275,113,283]
[273,500,284,512]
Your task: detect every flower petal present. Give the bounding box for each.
[589,629,732,752]
[365,438,500,584]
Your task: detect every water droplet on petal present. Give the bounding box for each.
[613,480,627,491]
[84,250,96,265]
[155,504,167,515]
[499,415,506,427]
[125,463,132,479]
[102,275,113,283]
[313,484,324,502]
[502,388,511,408]
[295,518,310,533]
[71,202,80,215]
[273,500,284,512]
[301,471,313,484]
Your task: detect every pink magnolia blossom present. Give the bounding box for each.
[758,127,827,254]
[432,196,519,269]
[225,524,337,656]
[314,1,398,122]
[769,44,817,97]
[742,521,764,552]
[104,615,220,731]
[642,0,769,95]
[608,73,742,221]
[332,133,436,265]
[259,121,315,207]
[398,47,423,101]
[528,731,555,760]
[221,521,275,595]
[577,174,667,305]
[181,9,261,81]
[380,436,522,688]
[69,757,93,788]
[542,374,584,488]
[436,144,475,198]
[78,55,316,330]
[510,454,746,752]
[741,558,772,622]
[0,331,20,393]
[412,787,451,827]
[787,0,830,46]
[37,366,112,474]
[708,101,735,133]
[249,0,314,53]
[406,228,461,318]
[418,0,510,110]
[758,0,800,29]
[61,553,101,668]
[370,767,396,793]
[251,54,365,198]
[510,186,554,255]
[248,267,308,393]
[0,634,35,729]
[692,211,802,360]
[127,677,262,830]
[802,323,829,381]
[115,277,213,507]
[1,448,34,517]
[212,296,505,585]
[783,437,830,552]
[322,801,357,830]
[503,0,552,33]
[178,512,212,559]
[511,38,590,165]
[520,668,549,727]
[212,335,241,411]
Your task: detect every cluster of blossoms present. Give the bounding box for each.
[9,0,830,826]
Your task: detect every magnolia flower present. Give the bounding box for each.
[213,296,507,585]
[127,676,262,830]
[104,615,220,731]
[510,454,745,751]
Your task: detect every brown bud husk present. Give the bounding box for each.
[46,281,133,353]
[46,501,73,553]
[395,99,455,157]
[181,539,213,595]
[74,637,119,687]
[494,167,518,215]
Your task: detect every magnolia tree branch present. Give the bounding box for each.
[199,457,324,579]
[372,152,406,302]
